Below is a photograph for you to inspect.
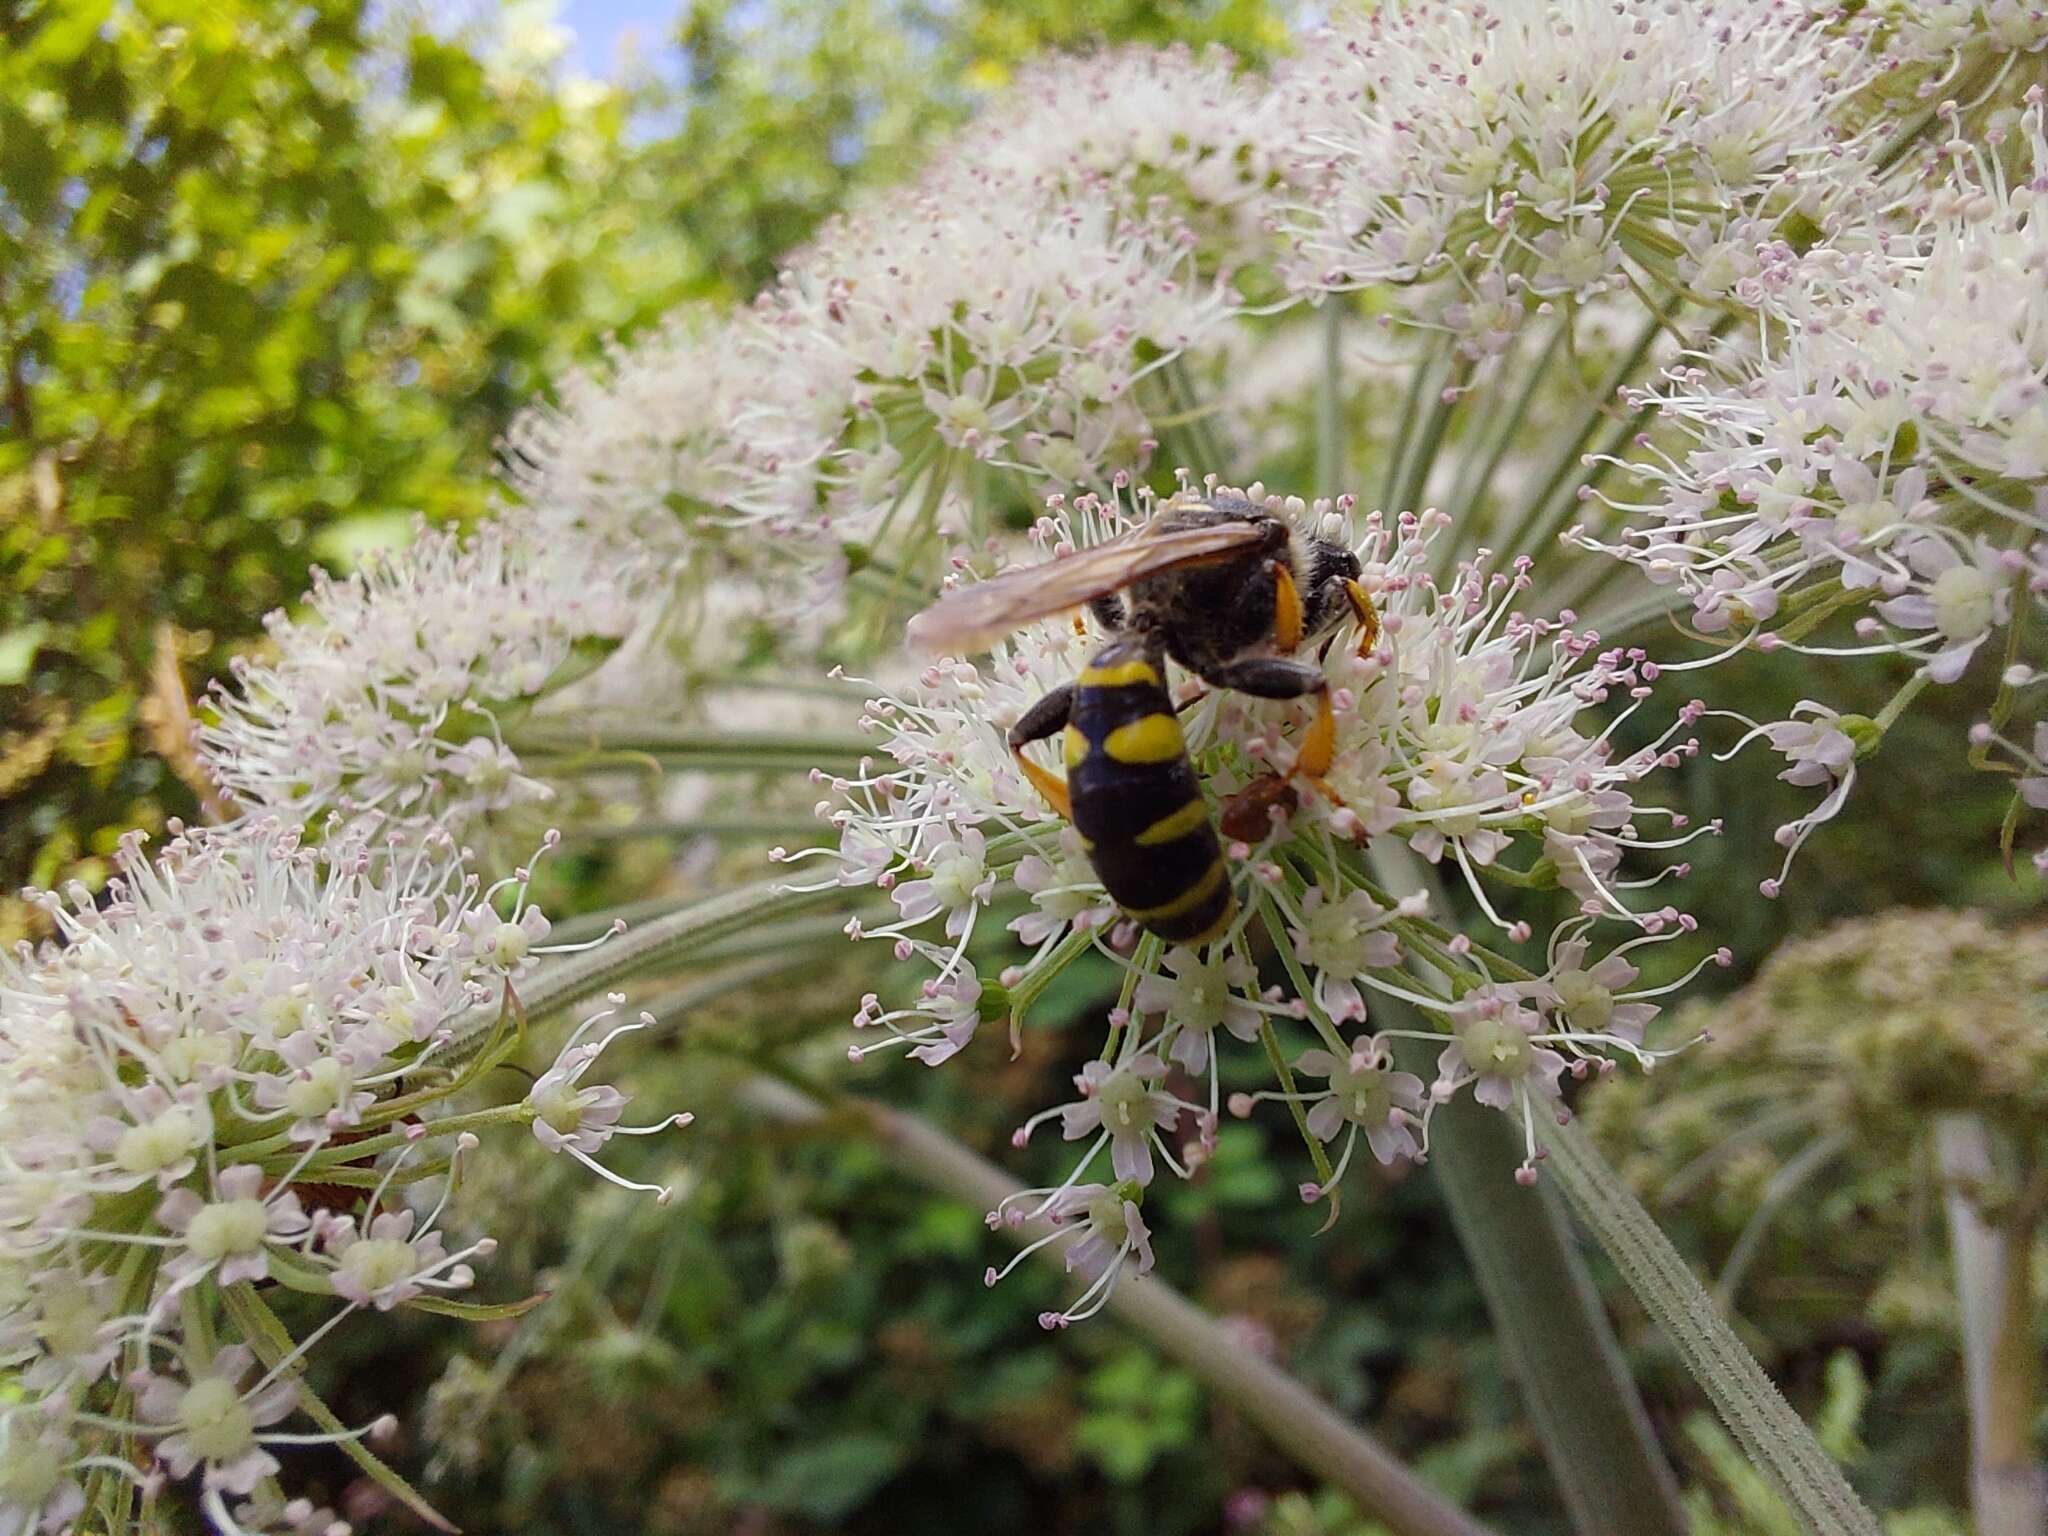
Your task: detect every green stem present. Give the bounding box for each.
[1387,1034,1689,1536]
[1502,308,1667,567]
[1381,338,1439,514]
[1370,843,1684,1536]
[1452,316,1568,529]
[1389,350,1471,517]
[1874,670,1931,734]
[1317,298,1347,493]
[1934,1114,2047,1536]
[548,890,702,948]
[560,815,825,844]
[221,1283,458,1532]
[1539,1116,1885,1536]
[506,725,871,770]
[446,879,851,1051]
[240,1104,529,1174]
[742,1077,1500,1536]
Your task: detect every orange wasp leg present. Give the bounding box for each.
[1344,579,1381,657]
[1011,746,1073,822]
[1272,560,1305,653]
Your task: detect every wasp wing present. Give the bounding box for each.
[906,518,1271,656]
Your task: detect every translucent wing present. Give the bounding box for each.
[905,516,1271,656]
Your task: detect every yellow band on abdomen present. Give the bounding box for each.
[1124,859,1228,922]
[1078,658,1163,689]
[1134,798,1210,846]
[1102,713,1184,764]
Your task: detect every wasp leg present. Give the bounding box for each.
[1007,684,1075,821]
[1195,657,1343,791]
[1342,579,1381,656]
[1088,592,1127,633]
[1271,560,1305,653]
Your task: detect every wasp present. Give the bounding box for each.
[907,492,1380,947]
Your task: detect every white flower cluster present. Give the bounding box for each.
[733,175,1241,549]
[0,819,670,1532]
[788,485,1726,1323]
[934,44,1287,271]
[498,305,789,586]
[1275,0,1879,352]
[1859,0,2048,77]
[199,519,635,840]
[1580,90,2048,876]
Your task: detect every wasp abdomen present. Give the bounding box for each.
[1065,644,1235,946]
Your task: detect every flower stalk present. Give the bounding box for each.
[1537,1115,1885,1536]
[741,1075,1499,1536]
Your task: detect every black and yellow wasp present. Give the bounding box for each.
[907,492,1380,947]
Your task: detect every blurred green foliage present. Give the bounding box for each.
[0,0,686,908]
[2,0,1293,918]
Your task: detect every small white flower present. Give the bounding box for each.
[1435,988,1568,1115]
[1874,535,2012,682]
[1289,888,1402,1024]
[84,1085,210,1192]
[1135,948,1262,1074]
[199,519,631,838]
[137,1345,298,1496]
[1295,1039,1428,1169]
[1275,0,1878,339]
[323,1209,473,1312]
[984,1177,1157,1329]
[1059,1056,1183,1187]
[526,1004,692,1202]
[156,1165,311,1289]
[0,1420,85,1536]
[891,828,996,938]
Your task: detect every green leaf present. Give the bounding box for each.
[0,623,50,686]
[748,1433,908,1522]
[1538,1117,1885,1536]
[404,1290,552,1322]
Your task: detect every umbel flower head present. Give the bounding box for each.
[1586,92,2048,661]
[499,303,797,590]
[730,168,1241,563]
[1274,0,1881,352]
[1577,90,2048,876]
[786,480,1725,1320]
[0,815,628,1529]
[199,517,634,840]
[1855,0,2048,96]
[932,44,1290,274]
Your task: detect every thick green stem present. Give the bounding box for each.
[1539,1117,1885,1536]
[1391,1037,1689,1536]
[1318,299,1347,493]
[1370,842,1685,1536]
[1935,1114,2047,1536]
[448,879,849,1049]
[742,1077,1498,1536]
[506,724,870,770]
